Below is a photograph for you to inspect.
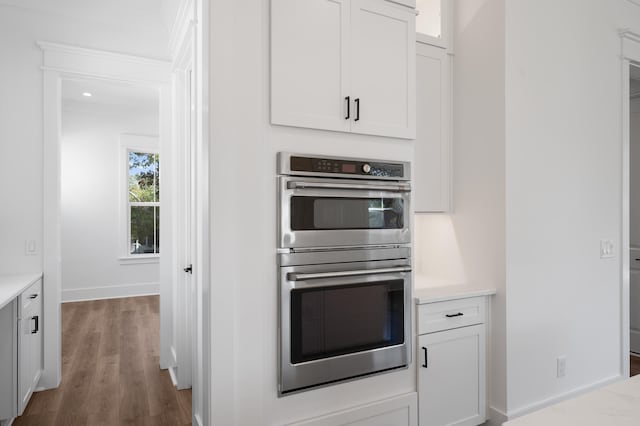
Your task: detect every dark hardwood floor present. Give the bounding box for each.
[632,354,640,377]
[14,296,192,426]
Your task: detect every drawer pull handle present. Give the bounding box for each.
[31,316,39,334]
[422,346,428,368]
[29,294,38,299]
[445,312,464,318]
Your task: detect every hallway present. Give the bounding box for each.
[14,296,191,426]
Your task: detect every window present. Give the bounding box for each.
[128,151,160,255]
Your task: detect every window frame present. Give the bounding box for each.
[119,135,160,263]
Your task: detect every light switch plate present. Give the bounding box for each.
[600,240,614,259]
[25,240,38,256]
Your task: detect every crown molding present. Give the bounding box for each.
[37,41,171,84]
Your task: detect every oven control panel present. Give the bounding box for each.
[289,155,405,178]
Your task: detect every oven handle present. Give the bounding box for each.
[287,266,411,282]
[287,180,411,193]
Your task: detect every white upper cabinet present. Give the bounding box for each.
[416,0,450,49]
[351,0,416,139]
[271,0,416,139]
[414,43,451,212]
[271,0,351,133]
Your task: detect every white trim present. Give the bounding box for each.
[169,0,196,57]
[195,1,211,424]
[620,28,640,382]
[118,256,160,265]
[506,375,622,420]
[41,43,172,391]
[61,282,160,303]
[286,393,418,426]
[193,414,203,426]
[487,406,508,426]
[168,365,178,386]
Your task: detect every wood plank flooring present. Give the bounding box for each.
[14,296,192,426]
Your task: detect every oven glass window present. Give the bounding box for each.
[290,197,404,230]
[290,280,404,364]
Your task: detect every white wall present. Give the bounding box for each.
[60,99,159,301]
[209,1,415,425]
[0,4,169,276]
[451,0,507,419]
[504,0,640,417]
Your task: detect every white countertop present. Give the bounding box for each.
[414,284,496,304]
[0,273,42,311]
[504,375,640,426]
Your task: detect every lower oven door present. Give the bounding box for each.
[279,259,412,395]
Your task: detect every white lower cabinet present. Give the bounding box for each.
[0,278,43,423]
[18,279,43,415]
[417,297,487,426]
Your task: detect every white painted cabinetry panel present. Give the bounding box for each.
[18,289,42,416]
[417,296,488,426]
[271,0,416,139]
[351,0,416,139]
[0,301,18,422]
[271,0,351,133]
[0,276,43,423]
[414,42,451,213]
[417,325,485,426]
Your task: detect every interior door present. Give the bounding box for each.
[350,0,415,139]
[176,65,195,390]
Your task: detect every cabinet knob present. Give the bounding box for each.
[445,312,464,318]
[354,98,360,122]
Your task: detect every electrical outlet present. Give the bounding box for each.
[557,356,567,378]
[600,240,614,259]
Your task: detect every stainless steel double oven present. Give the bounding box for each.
[277,152,412,395]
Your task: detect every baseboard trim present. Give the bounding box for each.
[194,414,203,426]
[168,365,178,387]
[507,374,623,420]
[61,282,160,302]
[487,406,508,426]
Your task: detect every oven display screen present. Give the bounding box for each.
[289,280,405,364]
[342,163,356,173]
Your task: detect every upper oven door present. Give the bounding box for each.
[279,176,411,249]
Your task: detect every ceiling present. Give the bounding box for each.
[0,0,175,32]
[62,78,159,112]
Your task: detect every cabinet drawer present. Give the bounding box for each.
[418,296,485,334]
[19,279,42,317]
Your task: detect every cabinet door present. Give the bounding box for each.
[351,0,416,139]
[414,43,451,212]
[271,0,351,133]
[18,300,42,416]
[418,325,486,426]
[0,301,17,421]
[416,0,450,49]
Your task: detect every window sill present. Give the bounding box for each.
[119,255,160,265]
